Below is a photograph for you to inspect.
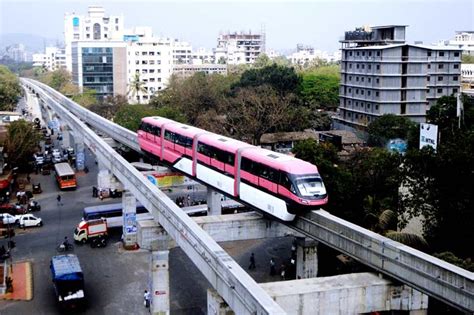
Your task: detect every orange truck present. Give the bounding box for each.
[73,218,107,244]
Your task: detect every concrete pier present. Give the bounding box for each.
[207,189,222,216]
[122,191,137,249]
[296,238,318,279]
[151,251,170,315]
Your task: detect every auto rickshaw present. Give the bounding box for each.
[33,183,42,194]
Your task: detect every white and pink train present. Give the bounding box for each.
[138,116,328,221]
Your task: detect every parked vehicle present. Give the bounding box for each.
[34,153,44,166]
[50,254,85,309]
[0,203,27,215]
[32,183,42,194]
[27,200,41,212]
[54,163,77,189]
[52,151,63,164]
[16,214,42,228]
[73,218,108,244]
[0,213,18,225]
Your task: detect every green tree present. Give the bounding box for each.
[89,94,129,120]
[4,120,41,168]
[114,104,185,131]
[367,114,416,147]
[235,64,301,95]
[253,54,272,68]
[300,72,340,110]
[71,88,96,108]
[0,65,22,111]
[461,54,474,64]
[128,73,147,103]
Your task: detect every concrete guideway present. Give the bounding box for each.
[27,79,141,152]
[22,79,286,315]
[290,210,474,313]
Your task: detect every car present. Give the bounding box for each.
[0,203,27,215]
[52,150,63,163]
[16,214,42,228]
[0,213,18,225]
[34,153,44,166]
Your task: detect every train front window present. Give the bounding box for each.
[293,175,326,197]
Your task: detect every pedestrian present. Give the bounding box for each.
[143,290,151,309]
[280,264,286,280]
[56,194,62,206]
[270,258,276,276]
[26,174,31,183]
[249,252,256,270]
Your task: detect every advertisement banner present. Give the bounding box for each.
[123,212,137,234]
[419,123,438,151]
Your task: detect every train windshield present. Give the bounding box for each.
[293,175,326,198]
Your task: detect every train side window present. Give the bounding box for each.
[164,130,175,142]
[176,134,192,148]
[280,173,292,190]
[152,126,161,137]
[241,157,254,173]
[198,142,211,156]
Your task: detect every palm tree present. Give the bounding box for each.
[128,72,147,104]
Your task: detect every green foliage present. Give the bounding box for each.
[461,54,474,64]
[253,54,272,68]
[235,64,301,95]
[367,114,416,147]
[4,120,41,167]
[114,105,185,132]
[434,252,474,272]
[128,73,147,103]
[71,88,96,108]
[89,95,129,120]
[0,65,23,111]
[300,72,340,110]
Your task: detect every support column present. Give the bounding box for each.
[296,237,318,279]
[122,191,137,249]
[150,251,170,315]
[207,189,222,216]
[75,139,85,171]
[207,288,233,315]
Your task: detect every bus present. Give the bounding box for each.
[82,202,152,228]
[54,162,77,190]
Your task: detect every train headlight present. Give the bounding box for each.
[300,199,309,204]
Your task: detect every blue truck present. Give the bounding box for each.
[50,254,85,309]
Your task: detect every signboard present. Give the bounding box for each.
[387,138,407,155]
[419,123,438,151]
[123,212,137,234]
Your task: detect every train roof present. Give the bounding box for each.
[198,133,250,152]
[241,147,318,175]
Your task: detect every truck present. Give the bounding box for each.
[74,218,108,244]
[50,254,85,309]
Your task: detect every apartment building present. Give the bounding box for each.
[64,6,124,71]
[32,47,67,71]
[172,64,227,78]
[214,31,265,65]
[337,25,461,129]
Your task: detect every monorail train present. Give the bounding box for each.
[138,116,328,221]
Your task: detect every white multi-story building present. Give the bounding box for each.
[442,31,474,56]
[214,31,265,65]
[191,47,215,64]
[337,25,461,129]
[126,37,173,103]
[173,64,227,78]
[32,47,67,71]
[287,45,341,65]
[64,6,124,71]
[172,41,193,64]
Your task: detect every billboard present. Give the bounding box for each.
[419,123,438,151]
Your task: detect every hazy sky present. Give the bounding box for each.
[0,0,473,52]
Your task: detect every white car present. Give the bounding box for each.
[0,213,17,225]
[15,214,43,228]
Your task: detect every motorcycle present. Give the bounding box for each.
[56,242,74,252]
[27,200,41,212]
[90,235,107,248]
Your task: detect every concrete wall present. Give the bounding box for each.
[260,272,428,315]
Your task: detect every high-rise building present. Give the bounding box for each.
[71,41,127,99]
[214,31,265,65]
[336,25,461,129]
[64,6,124,71]
[32,47,67,71]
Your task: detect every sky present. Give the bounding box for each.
[0,0,473,53]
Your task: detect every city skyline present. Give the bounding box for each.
[1,0,473,53]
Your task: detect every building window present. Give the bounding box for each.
[361,77,364,82]
[376,78,380,83]
[439,52,445,57]
[86,34,90,39]
[93,23,101,40]
[348,88,352,93]
[376,51,381,56]
[368,65,372,70]
[361,64,365,69]
[427,51,432,57]
[375,105,379,110]
[368,78,371,83]
[348,100,351,105]
[361,90,364,95]
[454,64,459,69]
[368,104,371,109]
[438,64,444,69]
[115,26,119,31]
[369,52,372,57]
[115,18,119,23]
[349,76,352,81]
[362,51,365,56]
[453,88,458,93]
[368,91,371,96]
[349,64,352,69]
[355,102,359,107]
[438,76,443,81]
[376,65,380,70]
[104,34,108,38]
[437,88,442,93]
[454,52,459,57]
[453,76,458,81]
[349,51,353,56]
[356,64,360,69]
[427,64,431,69]
[356,89,359,94]
[356,77,359,82]
[427,89,430,93]
[375,92,379,97]
[73,34,79,40]
[427,76,430,81]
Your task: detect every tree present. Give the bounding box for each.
[71,88,96,108]
[225,85,298,145]
[253,54,272,68]
[113,104,185,131]
[89,94,129,120]
[300,72,340,110]
[4,120,41,168]
[128,73,147,103]
[367,114,416,147]
[461,54,474,64]
[0,65,22,111]
[235,64,301,95]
